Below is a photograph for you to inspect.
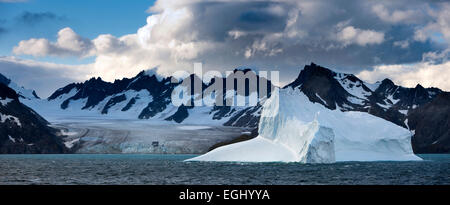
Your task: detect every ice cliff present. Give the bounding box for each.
[187,88,420,163]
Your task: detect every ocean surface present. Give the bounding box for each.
[0,154,449,185]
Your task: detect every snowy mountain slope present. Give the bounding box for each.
[0,73,40,100]
[0,83,67,153]
[39,69,274,128]
[188,88,420,162]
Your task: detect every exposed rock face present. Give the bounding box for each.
[408,93,450,153]
[286,63,360,111]
[0,83,68,154]
[286,63,441,123]
[164,105,191,123]
[368,79,441,127]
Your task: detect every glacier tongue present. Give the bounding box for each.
[187,87,420,163]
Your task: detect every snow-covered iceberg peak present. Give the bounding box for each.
[186,89,336,163]
[257,89,335,163]
[187,87,420,163]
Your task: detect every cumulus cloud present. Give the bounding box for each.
[371,4,423,24]
[409,2,450,46]
[358,48,450,91]
[393,40,410,49]
[358,61,450,91]
[13,27,94,57]
[335,26,385,47]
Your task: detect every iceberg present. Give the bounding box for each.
[187,88,420,163]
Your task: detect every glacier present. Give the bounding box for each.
[187,87,421,163]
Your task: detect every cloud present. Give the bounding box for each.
[6,0,450,94]
[393,40,410,49]
[13,27,94,57]
[357,49,450,91]
[358,61,450,91]
[15,1,442,66]
[335,26,385,47]
[371,4,424,24]
[0,56,91,97]
[412,3,450,45]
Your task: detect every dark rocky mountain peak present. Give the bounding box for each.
[232,68,254,73]
[286,62,335,89]
[0,73,40,100]
[0,83,68,153]
[0,83,19,100]
[285,63,362,110]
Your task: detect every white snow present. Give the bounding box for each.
[8,135,15,143]
[23,89,154,122]
[347,96,364,105]
[55,87,79,101]
[0,113,21,126]
[188,137,301,162]
[7,81,40,100]
[335,74,371,99]
[180,104,249,126]
[399,110,408,115]
[177,125,211,130]
[188,87,420,163]
[0,98,13,106]
[387,91,400,104]
[376,102,391,110]
[64,138,80,148]
[315,93,328,105]
[187,88,336,163]
[144,69,164,81]
[364,81,381,92]
[60,129,78,136]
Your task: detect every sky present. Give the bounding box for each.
[0,0,449,97]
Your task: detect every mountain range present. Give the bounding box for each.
[0,82,67,153]
[0,63,448,154]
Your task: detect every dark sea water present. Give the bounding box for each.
[0,154,449,185]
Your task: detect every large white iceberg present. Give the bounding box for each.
[187,88,420,163]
